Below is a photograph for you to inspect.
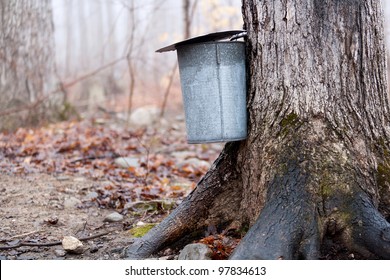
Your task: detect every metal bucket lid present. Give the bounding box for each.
[156,30,246,53]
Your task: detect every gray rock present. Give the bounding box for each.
[130,106,160,126]
[63,197,81,209]
[54,249,67,257]
[62,236,84,254]
[86,191,99,199]
[89,245,99,253]
[178,243,213,260]
[114,157,140,169]
[73,177,87,182]
[103,212,124,223]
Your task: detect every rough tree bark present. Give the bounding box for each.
[0,0,60,131]
[126,0,390,259]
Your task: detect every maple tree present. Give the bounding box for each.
[125,0,390,259]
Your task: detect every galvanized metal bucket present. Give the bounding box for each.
[157,30,247,143]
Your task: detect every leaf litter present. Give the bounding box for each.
[0,117,221,209]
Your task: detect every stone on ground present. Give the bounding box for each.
[62,236,84,254]
[178,243,213,260]
[103,212,124,223]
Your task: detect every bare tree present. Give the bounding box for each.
[160,0,198,117]
[183,0,198,39]
[0,0,60,131]
[126,0,390,259]
[77,1,89,70]
[125,0,137,120]
[65,0,73,77]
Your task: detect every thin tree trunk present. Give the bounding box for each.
[77,1,88,70]
[125,0,390,259]
[65,0,73,77]
[125,0,136,122]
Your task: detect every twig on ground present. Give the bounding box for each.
[0,230,113,250]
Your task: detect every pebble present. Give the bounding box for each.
[129,106,160,126]
[103,212,124,223]
[73,177,87,182]
[114,157,140,169]
[62,236,84,254]
[63,197,82,209]
[86,191,99,199]
[178,243,213,260]
[54,249,67,257]
[89,245,99,253]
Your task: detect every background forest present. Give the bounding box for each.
[53,0,243,122]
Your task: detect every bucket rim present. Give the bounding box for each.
[156,30,246,53]
[175,40,245,50]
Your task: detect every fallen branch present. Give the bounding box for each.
[0,96,48,117]
[0,56,126,118]
[69,155,107,164]
[62,56,126,89]
[0,230,113,250]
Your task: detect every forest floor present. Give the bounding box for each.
[0,111,367,260]
[0,111,226,260]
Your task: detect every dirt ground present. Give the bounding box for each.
[0,111,226,260]
[0,173,142,260]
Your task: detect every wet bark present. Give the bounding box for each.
[126,0,390,259]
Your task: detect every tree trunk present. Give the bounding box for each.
[0,0,60,131]
[125,0,390,259]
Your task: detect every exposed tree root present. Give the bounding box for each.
[230,159,321,259]
[345,192,390,259]
[126,143,243,259]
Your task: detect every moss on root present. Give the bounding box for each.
[129,223,157,238]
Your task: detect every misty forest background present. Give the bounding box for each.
[52,0,243,122]
[51,0,390,123]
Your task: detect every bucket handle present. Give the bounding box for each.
[230,31,247,41]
